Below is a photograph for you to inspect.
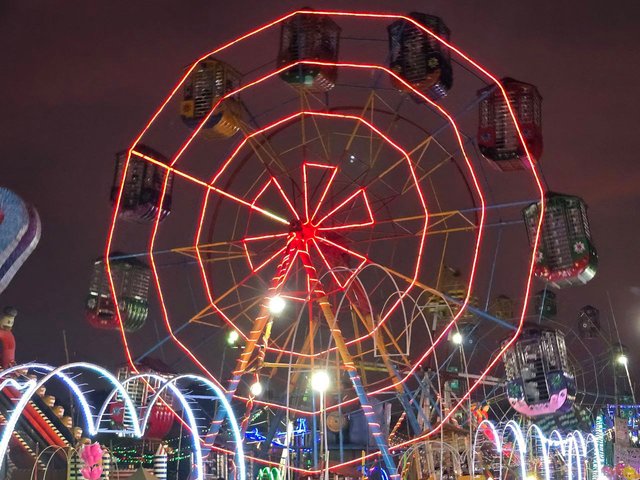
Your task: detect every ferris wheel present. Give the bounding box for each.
[95,7,579,478]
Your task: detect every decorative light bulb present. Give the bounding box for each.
[227,330,240,345]
[617,354,629,366]
[310,370,330,393]
[268,295,286,315]
[250,381,263,396]
[451,331,463,345]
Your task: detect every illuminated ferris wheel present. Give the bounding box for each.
[94,7,603,479]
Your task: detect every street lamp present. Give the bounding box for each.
[451,331,463,346]
[617,353,629,366]
[311,370,330,480]
[311,370,330,393]
[227,329,239,346]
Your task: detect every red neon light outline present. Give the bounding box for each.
[162,56,483,373]
[302,163,310,221]
[271,175,300,221]
[243,232,290,243]
[116,77,484,422]
[315,235,368,264]
[103,9,545,470]
[239,160,375,293]
[310,238,346,289]
[131,150,288,226]
[241,241,254,272]
[306,163,338,223]
[194,110,430,359]
[315,188,373,230]
[249,244,288,274]
[128,110,438,392]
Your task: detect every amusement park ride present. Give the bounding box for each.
[0,7,635,480]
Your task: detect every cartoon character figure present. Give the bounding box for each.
[0,307,17,369]
[471,404,495,443]
[80,442,104,480]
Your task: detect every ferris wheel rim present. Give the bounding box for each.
[101,11,552,468]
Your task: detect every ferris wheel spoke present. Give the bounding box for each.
[237,110,309,205]
[190,294,265,329]
[277,132,325,157]
[404,155,453,196]
[172,239,244,258]
[336,129,457,206]
[243,242,288,274]
[316,188,373,231]
[315,236,367,265]
[300,90,332,162]
[269,176,300,221]
[367,94,408,171]
[213,185,289,225]
[238,104,292,177]
[133,149,289,226]
[302,162,334,221]
[339,91,376,156]
[350,304,411,367]
[305,163,338,223]
[309,238,346,289]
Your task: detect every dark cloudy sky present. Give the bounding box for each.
[1,0,640,385]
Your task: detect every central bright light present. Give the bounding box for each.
[227,330,239,345]
[617,353,629,366]
[310,370,330,393]
[250,381,263,396]
[268,295,286,315]
[451,331,463,345]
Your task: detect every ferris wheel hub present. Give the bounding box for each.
[288,219,318,241]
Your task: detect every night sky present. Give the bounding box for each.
[2,0,640,386]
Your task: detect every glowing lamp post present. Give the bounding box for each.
[311,370,330,480]
[227,329,240,346]
[611,343,634,404]
[450,331,463,346]
[268,295,287,316]
[311,370,330,394]
[617,354,629,366]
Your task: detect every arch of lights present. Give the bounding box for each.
[471,420,604,480]
[0,363,607,480]
[0,363,246,480]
